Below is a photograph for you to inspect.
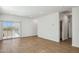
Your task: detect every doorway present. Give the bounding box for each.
[1,21,21,40]
[60,11,72,44]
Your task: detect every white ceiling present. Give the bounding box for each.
[0,6,73,19]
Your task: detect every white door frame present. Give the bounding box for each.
[0,21,22,40]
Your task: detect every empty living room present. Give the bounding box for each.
[0,6,79,53]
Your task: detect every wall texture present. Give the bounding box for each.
[21,19,37,37]
[72,7,79,47]
[38,12,60,42]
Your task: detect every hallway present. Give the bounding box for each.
[0,36,79,53]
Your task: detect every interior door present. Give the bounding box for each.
[62,15,69,40]
[69,15,72,38]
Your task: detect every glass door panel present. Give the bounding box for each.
[2,21,21,39]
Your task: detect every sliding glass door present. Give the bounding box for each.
[1,21,21,40]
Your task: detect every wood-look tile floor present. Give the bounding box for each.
[0,36,79,53]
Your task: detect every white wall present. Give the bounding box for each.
[0,14,37,38]
[72,7,79,47]
[32,19,38,35]
[0,22,3,40]
[21,19,37,37]
[38,12,60,42]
